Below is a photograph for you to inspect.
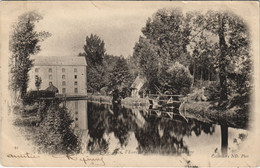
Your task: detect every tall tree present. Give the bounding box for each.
[81,34,105,65]
[35,76,42,91]
[132,37,160,92]
[196,11,251,105]
[79,34,106,92]
[109,57,133,91]
[141,8,191,66]
[131,8,192,93]
[158,62,193,95]
[10,11,51,100]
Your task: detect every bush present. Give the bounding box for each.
[23,90,55,105]
[158,62,193,95]
[204,81,220,102]
[36,100,79,154]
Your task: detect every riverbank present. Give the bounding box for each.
[88,94,249,129]
[180,101,249,129]
[87,95,150,107]
[12,101,80,154]
[87,95,112,104]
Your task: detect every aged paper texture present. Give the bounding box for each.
[1,1,259,167]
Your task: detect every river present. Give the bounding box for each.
[66,100,248,156]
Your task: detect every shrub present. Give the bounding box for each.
[36,100,79,154]
[23,90,55,105]
[204,81,220,102]
[158,62,193,95]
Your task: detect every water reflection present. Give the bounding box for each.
[66,100,88,130]
[86,102,216,155]
[66,100,248,156]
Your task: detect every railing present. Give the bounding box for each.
[147,94,184,98]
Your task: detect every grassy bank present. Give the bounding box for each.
[121,97,150,107]
[180,101,249,129]
[12,100,80,154]
[87,95,112,104]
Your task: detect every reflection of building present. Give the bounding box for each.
[66,100,88,130]
[130,76,146,98]
[28,56,87,95]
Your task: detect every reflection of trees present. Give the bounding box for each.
[87,103,139,152]
[187,119,215,136]
[110,105,134,147]
[134,113,215,155]
[87,103,110,154]
[86,102,215,155]
[135,117,189,155]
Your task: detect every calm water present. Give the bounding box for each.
[66,100,248,156]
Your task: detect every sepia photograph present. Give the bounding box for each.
[0,1,259,167]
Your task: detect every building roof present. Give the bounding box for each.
[46,84,59,93]
[33,56,87,66]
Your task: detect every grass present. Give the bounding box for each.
[88,95,112,104]
[181,101,249,129]
[12,101,80,154]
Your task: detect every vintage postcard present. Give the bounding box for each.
[0,1,259,167]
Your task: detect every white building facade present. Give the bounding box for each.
[28,56,87,96]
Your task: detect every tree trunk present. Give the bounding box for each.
[208,69,210,81]
[221,125,228,156]
[200,68,203,87]
[20,86,26,100]
[192,64,196,87]
[218,15,228,102]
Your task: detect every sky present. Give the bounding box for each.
[34,2,168,58]
[4,1,257,58]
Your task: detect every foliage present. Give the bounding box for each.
[133,37,160,92]
[141,8,191,66]
[204,82,221,102]
[131,8,252,117]
[35,76,42,91]
[86,65,106,92]
[109,57,133,91]
[158,62,193,95]
[23,90,55,105]
[81,34,105,65]
[36,100,79,154]
[79,34,106,92]
[79,34,134,93]
[132,8,193,93]
[190,10,251,108]
[9,11,51,100]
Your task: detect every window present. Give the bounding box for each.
[75,102,78,109]
[35,68,39,73]
[75,117,78,121]
[62,81,66,86]
[49,68,52,73]
[62,68,65,73]
[62,88,66,93]
[49,82,52,86]
[49,75,52,80]
[74,68,77,72]
[62,75,65,79]
[74,88,78,94]
[74,75,77,79]
[74,81,78,85]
